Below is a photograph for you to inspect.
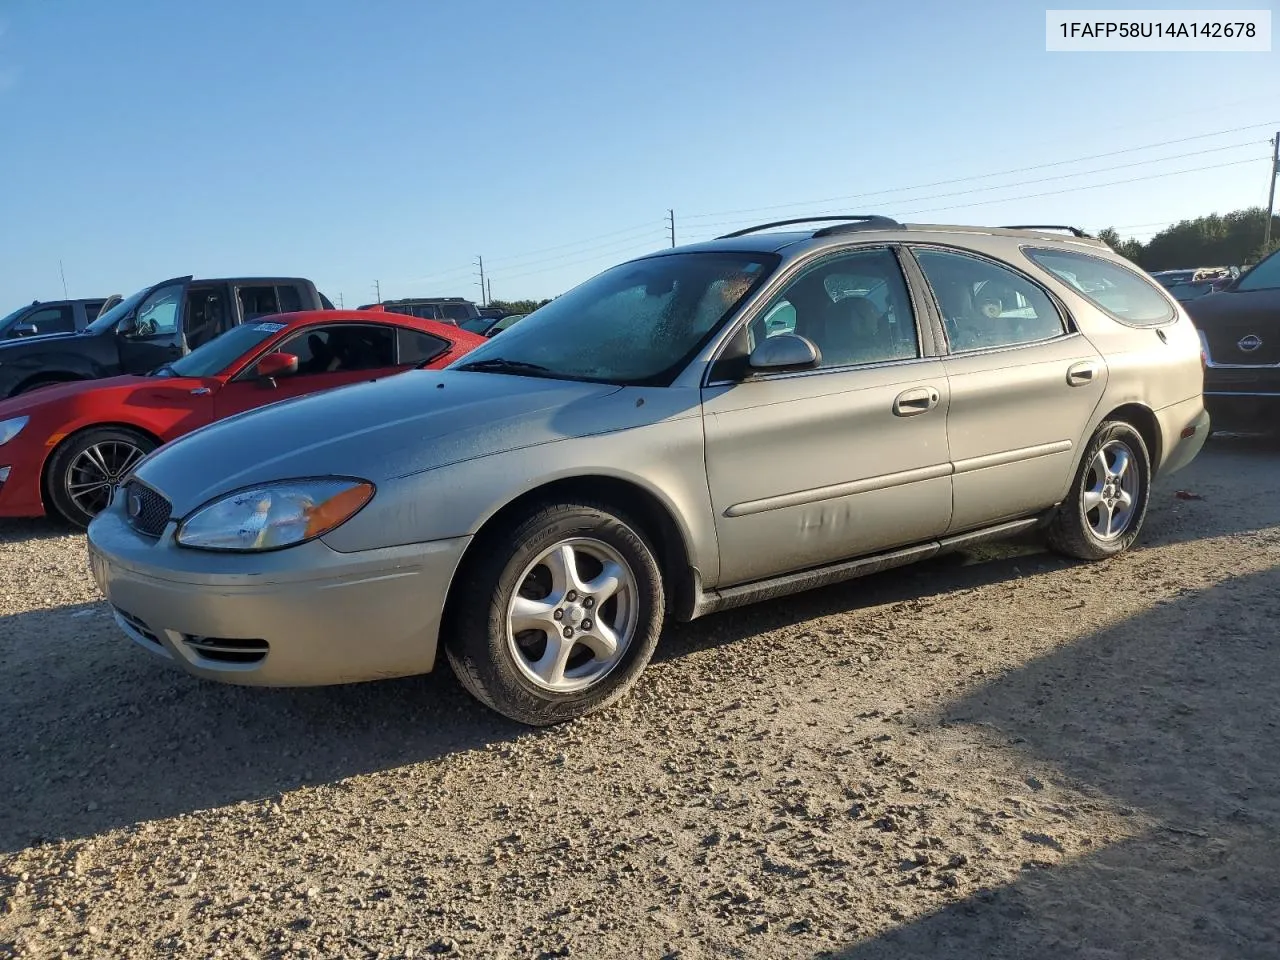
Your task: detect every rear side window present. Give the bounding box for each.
[397,328,449,364]
[1024,247,1175,326]
[277,285,303,313]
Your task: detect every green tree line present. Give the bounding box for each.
[1097,206,1280,271]
[487,298,553,315]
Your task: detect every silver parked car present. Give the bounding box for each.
[86,216,1209,725]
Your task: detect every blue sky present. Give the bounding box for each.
[0,0,1276,306]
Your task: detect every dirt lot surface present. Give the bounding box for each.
[1,435,1278,959]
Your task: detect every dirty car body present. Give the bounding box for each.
[86,217,1209,725]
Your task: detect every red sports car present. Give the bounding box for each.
[0,309,485,526]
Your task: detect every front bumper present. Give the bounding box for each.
[1201,365,1280,431]
[86,503,472,686]
[0,454,48,518]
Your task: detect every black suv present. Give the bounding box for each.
[0,296,123,340]
[358,297,480,324]
[1186,246,1280,432]
[0,275,334,398]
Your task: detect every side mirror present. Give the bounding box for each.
[11,323,38,338]
[256,352,299,384]
[116,314,140,337]
[747,333,821,374]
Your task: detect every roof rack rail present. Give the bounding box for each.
[1000,224,1095,239]
[717,215,902,240]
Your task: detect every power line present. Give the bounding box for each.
[492,236,669,283]
[680,120,1280,223]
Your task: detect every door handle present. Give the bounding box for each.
[189,387,211,396]
[1066,361,1099,387]
[893,386,940,417]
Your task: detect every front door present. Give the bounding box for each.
[701,246,953,587]
[116,278,191,374]
[907,246,1108,533]
[213,321,409,419]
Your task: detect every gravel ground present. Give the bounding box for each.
[1,434,1278,959]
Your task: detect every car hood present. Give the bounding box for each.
[0,374,146,418]
[133,370,628,514]
[1184,287,1280,327]
[0,330,86,351]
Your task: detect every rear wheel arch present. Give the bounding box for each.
[1100,402,1162,473]
[444,475,699,632]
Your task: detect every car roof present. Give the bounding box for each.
[258,309,486,342]
[631,217,1115,264]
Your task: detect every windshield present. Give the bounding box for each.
[153,320,290,378]
[1237,249,1280,292]
[84,286,151,334]
[449,252,778,385]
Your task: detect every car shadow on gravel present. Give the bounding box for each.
[0,518,77,545]
[823,564,1280,959]
[0,604,530,854]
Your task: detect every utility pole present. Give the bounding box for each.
[476,255,487,305]
[373,280,381,303]
[1264,132,1279,252]
[667,209,676,247]
[486,277,492,305]
[337,293,344,309]
[59,260,68,298]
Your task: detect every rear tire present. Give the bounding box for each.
[444,500,665,726]
[1046,420,1151,561]
[46,427,157,528]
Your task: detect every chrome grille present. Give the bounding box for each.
[1203,325,1280,366]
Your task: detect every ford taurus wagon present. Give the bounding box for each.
[85,216,1209,725]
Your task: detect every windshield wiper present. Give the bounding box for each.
[455,358,555,377]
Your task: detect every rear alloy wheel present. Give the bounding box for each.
[445,501,664,725]
[1047,420,1151,561]
[46,427,157,528]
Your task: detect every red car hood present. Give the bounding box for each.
[0,375,153,419]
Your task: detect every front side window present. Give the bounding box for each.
[914,249,1065,352]
[450,252,778,385]
[9,306,74,337]
[1236,248,1280,292]
[1024,247,1175,326]
[440,303,475,322]
[272,323,396,375]
[131,283,184,337]
[184,289,228,350]
[747,248,920,368]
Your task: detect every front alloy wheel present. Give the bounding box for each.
[445,500,665,726]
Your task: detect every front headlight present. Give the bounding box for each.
[175,478,374,552]
[0,416,29,446]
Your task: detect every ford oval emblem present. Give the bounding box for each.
[1238,334,1263,352]
[127,492,143,518]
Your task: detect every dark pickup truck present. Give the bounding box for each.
[0,296,123,340]
[1186,246,1280,432]
[0,275,334,398]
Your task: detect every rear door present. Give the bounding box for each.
[212,321,410,419]
[116,277,192,373]
[905,245,1107,533]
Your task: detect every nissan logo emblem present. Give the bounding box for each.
[127,492,143,518]
[1238,334,1263,352]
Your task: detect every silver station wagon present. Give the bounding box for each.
[87,216,1209,725]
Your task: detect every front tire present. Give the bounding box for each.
[444,500,665,726]
[1047,420,1151,561]
[46,427,157,528]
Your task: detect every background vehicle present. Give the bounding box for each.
[459,312,528,337]
[0,309,483,526]
[1185,246,1280,432]
[0,275,334,398]
[358,297,481,324]
[86,217,1208,727]
[0,296,122,339]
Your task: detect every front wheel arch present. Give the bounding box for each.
[41,423,163,523]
